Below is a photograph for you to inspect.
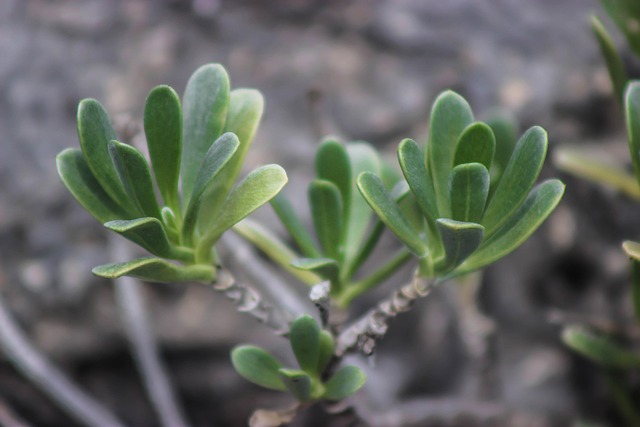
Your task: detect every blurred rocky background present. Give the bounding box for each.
[1,0,638,426]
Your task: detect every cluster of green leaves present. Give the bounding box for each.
[57,64,286,283]
[235,139,414,307]
[356,91,565,280]
[231,315,365,402]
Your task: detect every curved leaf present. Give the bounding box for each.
[271,193,321,258]
[563,326,640,369]
[625,81,640,185]
[309,180,343,260]
[105,218,191,261]
[485,112,517,187]
[453,122,496,171]
[278,369,312,402]
[322,366,366,401]
[435,219,484,273]
[144,85,182,210]
[231,346,286,391]
[449,163,490,223]
[316,138,351,212]
[291,258,339,286]
[591,15,628,102]
[290,314,321,375]
[398,138,438,221]
[92,257,215,283]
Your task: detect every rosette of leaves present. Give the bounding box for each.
[56,64,287,283]
[234,138,416,307]
[356,91,565,279]
[231,315,365,402]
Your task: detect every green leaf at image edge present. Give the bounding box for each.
[231,346,286,391]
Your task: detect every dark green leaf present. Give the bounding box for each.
[482,126,548,235]
[290,314,321,375]
[181,64,230,205]
[271,193,321,258]
[56,149,130,223]
[278,369,312,402]
[322,366,366,401]
[485,112,517,187]
[105,218,191,261]
[435,219,484,273]
[357,172,427,257]
[290,258,339,285]
[601,0,640,56]
[231,345,286,391]
[562,325,640,369]
[449,163,490,223]
[316,138,351,216]
[92,257,215,283]
[398,138,438,221]
[77,99,136,214]
[453,122,496,171]
[427,91,474,217]
[108,141,162,220]
[591,15,628,102]
[625,81,640,185]
[622,242,640,321]
[144,85,182,210]
[309,180,343,260]
[317,331,335,373]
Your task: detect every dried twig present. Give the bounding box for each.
[336,272,438,356]
[0,292,128,427]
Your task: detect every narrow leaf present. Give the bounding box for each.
[485,112,517,187]
[92,257,215,283]
[625,81,640,186]
[181,64,230,205]
[398,138,438,221]
[601,0,640,56]
[56,149,130,223]
[427,91,474,217]
[108,141,162,220]
[482,126,548,235]
[290,314,321,375]
[622,242,640,322]
[105,218,191,261]
[453,122,496,171]
[435,219,484,273]
[144,85,182,209]
[231,346,286,391]
[317,331,335,373]
[449,163,490,223]
[309,180,343,260]
[278,369,312,402]
[562,326,640,369]
[271,193,321,258]
[322,366,366,401]
[357,172,427,257]
[290,258,339,286]
[591,15,628,102]
[316,138,352,217]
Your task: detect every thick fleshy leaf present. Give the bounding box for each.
[182,133,240,242]
[105,218,191,261]
[92,257,215,283]
[309,180,343,260]
[161,207,180,243]
[76,99,135,213]
[144,85,182,209]
[271,193,321,258]
[625,82,640,185]
[278,369,312,402]
[108,141,162,220]
[200,165,288,248]
[459,179,565,275]
[56,149,130,223]
[198,89,265,232]
[316,139,351,216]
[485,112,517,187]
[231,346,286,391]
[482,126,548,235]
[398,138,438,221]
[290,314,321,374]
[233,219,320,285]
[317,331,335,373]
[453,122,496,171]
[562,326,640,369]
[449,163,490,223]
[291,258,339,286]
[435,219,484,273]
[181,64,230,205]
[591,15,628,102]
[427,91,474,217]
[322,366,366,401]
[357,172,427,257]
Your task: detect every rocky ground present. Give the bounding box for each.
[1,0,638,426]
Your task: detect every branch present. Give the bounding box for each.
[336,272,437,356]
[0,291,128,427]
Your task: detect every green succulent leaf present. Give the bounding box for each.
[562,325,640,369]
[56,149,130,223]
[309,180,344,260]
[601,0,640,56]
[231,345,286,391]
[357,172,427,257]
[161,207,180,243]
[233,219,320,285]
[453,122,496,171]
[591,15,628,102]
[182,133,240,242]
[427,91,474,217]
[104,218,191,261]
[92,257,215,283]
[108,141,162,220]
[398,138,438,222]
[316,138,351,214]
[625,81,640,185]
[290,258,339,286]
[622,242,640,321]
[317,331,335,373]
[76,99,137,213]
[459,179,565,275]
[271,193,321,258]
[144,85,182,210]
[435,219,484,272]
[449,163,490,223]
[485,112,517,187]
[290,314,321,375]
[278,369,312,402]
[181,64,230,205]
[322,366,366,401]
[482,126,548,235]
